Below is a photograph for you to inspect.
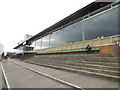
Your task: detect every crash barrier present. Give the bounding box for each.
[37,48,100,55]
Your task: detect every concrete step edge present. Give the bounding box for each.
[38,61,119,68]
[78,59,119,62]
[49,63,119,74]
[79,61,118,66]
[43,64,120,79]
[58,63,120,71]
[67,63,120,69]
[24,61,120,80]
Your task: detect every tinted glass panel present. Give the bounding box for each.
[84,7,118,40]
[35,39,41,50]
[41,35,49,49]
[50,30,62,47]
[118,7,120,34]
[18,47,23,53]
[63,21,83,44]
[30,41,36,50]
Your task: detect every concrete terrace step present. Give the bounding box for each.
[41,54,118,57]
[79,60,118,67]
[24,61,120,80]
[29,58,119,67]
[78,59,119,63]
[24,54,120,79]
[37,56,119,60]
[33,55,119,63]
[74,57,119,61]
[69,59,119,64]
[74,56,119,59]
[25,57,119,71]
[41,61,119,70]
[31,60,119,68]
[59,63,120,71]
[25,60,119,77]
[35,54,119,59]
[27,56,119,63]
[45,64,120,79]
[43,63,119,77]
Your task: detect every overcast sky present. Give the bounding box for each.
[0,0,95,52]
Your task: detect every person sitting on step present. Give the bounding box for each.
[85,44,92,54]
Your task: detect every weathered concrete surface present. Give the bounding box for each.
[11,59,119,88]
[23,54,119,78]
[2,60,72,88]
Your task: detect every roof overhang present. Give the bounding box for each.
[14,1,114,49]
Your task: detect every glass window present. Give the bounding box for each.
[50,30,62,47]
[63,21,83,45]
[84,7,118,40]
[18,46,24,53]
[41,35,49,49]
[35,39,41,50]
[28,7,119,50]
[30,41,36,50]
[118,7,120,35]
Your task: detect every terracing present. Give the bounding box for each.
[23,54,120,80]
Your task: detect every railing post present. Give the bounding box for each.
[114,40,119,55]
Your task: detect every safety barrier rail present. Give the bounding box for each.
[37,48,100,55]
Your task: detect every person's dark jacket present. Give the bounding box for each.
[86,45,92,51]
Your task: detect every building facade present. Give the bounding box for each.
[14,1,120,55]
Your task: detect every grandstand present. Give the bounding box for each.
[13,1,120,80]
[14,1,120,55]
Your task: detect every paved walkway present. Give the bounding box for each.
[2,59,119,89]
[12,59,119,88]
[2,60,72,88]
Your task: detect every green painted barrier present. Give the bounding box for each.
[37,48,100,55]
[91,48,100,51]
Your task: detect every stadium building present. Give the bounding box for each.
[14,1,120,56]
